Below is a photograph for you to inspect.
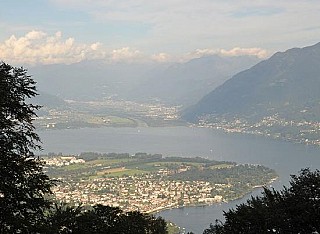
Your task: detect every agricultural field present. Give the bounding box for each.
[42,152,278,215]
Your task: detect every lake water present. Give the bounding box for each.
[38,126,320,233]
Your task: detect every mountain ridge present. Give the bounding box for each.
[183,42,320,122]
[29,55,260,105]
[127,55,260,106]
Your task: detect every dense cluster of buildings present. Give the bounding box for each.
[53,173,223,213]
[45,156,85,167]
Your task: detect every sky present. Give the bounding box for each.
[1,0,320,65]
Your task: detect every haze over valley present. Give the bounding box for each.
[30,42,320,147]
[30,54,260,106]
[2,1,320,233]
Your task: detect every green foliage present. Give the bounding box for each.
[204,168,320,234]
[39,203,83,233]
[41,203,168,234]
[0,62,55,233]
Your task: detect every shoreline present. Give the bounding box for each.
[151,176,278,215]
[194,124,320,147]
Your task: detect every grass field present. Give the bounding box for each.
[107,169,147,177]
[97,167,128,175]
[49,155,238,181]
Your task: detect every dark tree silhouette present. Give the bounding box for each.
[203,168,320,234]
[76,205,124,233]
[41,203,168,234]
[0,62,54,233]
[39,203,83,233]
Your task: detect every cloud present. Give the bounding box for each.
[47,0,320,55]
[219,47,268,58]
[0,30,105,65]
[152,47,268,63]
[0,31,147,64]
[151,53,171,63]
[180,47,268,62]
[183,49,216,61]
[230,6,284,18]
[111,47,142,62]
[0,30,269,66]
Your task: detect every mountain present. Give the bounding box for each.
[183,42,320,122]
[29,56,259,105]
[127,55,260,106]
[30,60,163,101]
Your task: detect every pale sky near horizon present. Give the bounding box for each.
[1,0,320,65]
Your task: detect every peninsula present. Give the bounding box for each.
[43,152,277,213]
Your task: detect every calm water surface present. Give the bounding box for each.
[38,127,320,233]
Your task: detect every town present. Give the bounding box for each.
[44,153,277,213]
[53,173,223,213]
[198,114,320,146]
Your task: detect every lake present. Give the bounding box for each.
[38,126,320,233]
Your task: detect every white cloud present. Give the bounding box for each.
[48,0,320,55]
[0,31,149,65]
[0,30,269,65]
[180,47,268,62]
[183,49,217,61]
[0,31,105,65]
[219,47,268,58]
[25,30,47,40]
[151,53,171,63]
[111,47,143,63]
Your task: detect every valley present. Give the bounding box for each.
[34,99,184,130]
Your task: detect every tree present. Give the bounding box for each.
[203,168,320,234]
[41,203,168,234]
[75,205,124,233]
[0,62,54,233]
[39,202,83,234]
